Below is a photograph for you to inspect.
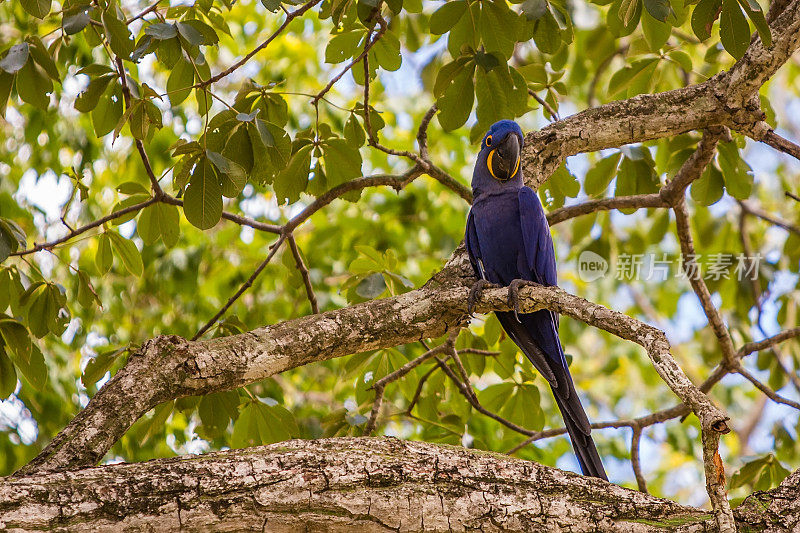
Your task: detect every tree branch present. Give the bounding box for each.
[6,437,754,531]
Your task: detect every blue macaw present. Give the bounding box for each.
[465,120,607,480]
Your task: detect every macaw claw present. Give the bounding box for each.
[507,279,540,322]
[467,279,499,317]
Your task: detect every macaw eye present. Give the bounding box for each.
[486,135,492,146]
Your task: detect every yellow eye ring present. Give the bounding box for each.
[486,135,492,146]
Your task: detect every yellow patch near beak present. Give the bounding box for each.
[487,149,499,180]
[487,149,520,181]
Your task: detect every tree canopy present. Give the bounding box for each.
[1,0,799,527]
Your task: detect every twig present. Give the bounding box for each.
[199,0,322,88]
[287,233,319,314]
[528,89,559,121]
[547,193,665,225]
[736,364,800,410]
[405,365,439,415]
[435,354,537,437]
[128,0,161,23]
[739,201,800,235]
[674,199,738,366]
[631,425,648,493]
[587,46,627,107]
[738,327,800,357]
[192,233,288,340]
[312,15,387,105]
[364,341,451,435]
[114,57,164,198]
[760,130,800,162]
[416,104,437,160]
[11,198,157,256]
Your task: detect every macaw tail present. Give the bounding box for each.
[552,391,608,480]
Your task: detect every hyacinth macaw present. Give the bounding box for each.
[464,119,607,480]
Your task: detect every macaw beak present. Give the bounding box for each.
[489,133,521,182]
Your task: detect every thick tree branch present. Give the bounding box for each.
[520,0,800,190]
[0,437,739,532]
[20,278,728,474]
[4,437,799,532]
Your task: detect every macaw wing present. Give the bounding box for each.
[465,211,484,280]
[518,186,557,286]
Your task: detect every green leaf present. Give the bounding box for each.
[549,162,579,197]
[618,0,641,25]
[717,140,753,199]
[198,390,240,439]
[0,43,30,74]
[720,0,751,59]
[96,233,113,274]
[102,9,135,60]
[75,269,101,309]
[63,5,92,34]
[0,72,13,117]
[321,138,363,188]
[643,0,672,20]
[117,181,150,196]
[182,20,219,45]
[82,347,125,388]
[138,202,180,246]
[232,400,293,448]
[344,114,366,147]
[642,8,672,50]
[533,9,562,54]
[167,56,194,106]
[608,58,659,97]
[0,319,32,364]
[481,0,519,59]
[430,0,467,34]
[12,342,46,390]
[737,0,770,47]
[521,0,548,20]
[690,163,725,205]
[0,348,16,398]
[325,31,363,64]
[107,231,144,277]
[184,158,223,230]
[436,64,475,132]
[372,30,402,71]
[356,272,386,299]
[667,50,693,71]
[585,152,622,196]
[177,21,204,46]
[691,0,722,41]
[27,36,59,81]
[21,0,51,19]
[207,150,246,198]
[615,148,659,209]
[274,144,313,203]
[75,74,114,113]
[145,22,178,40]
[609,0,642,36]
[17,60,52,110]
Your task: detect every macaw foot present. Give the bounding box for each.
[467,279,499,317]
[507,279,541,322]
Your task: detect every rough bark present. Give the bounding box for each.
[2,438,798,532]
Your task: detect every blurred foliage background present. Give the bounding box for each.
[0,0,798,507]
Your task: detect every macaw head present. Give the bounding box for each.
[472,120,524,196]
